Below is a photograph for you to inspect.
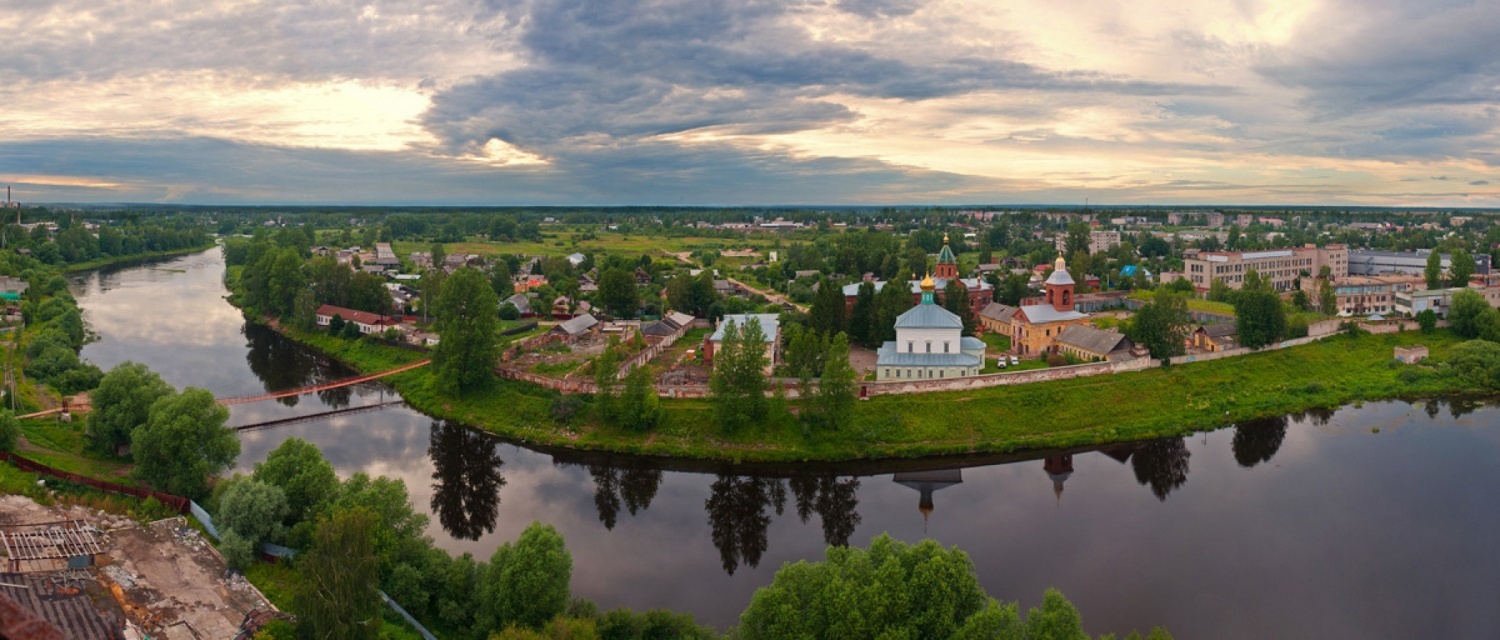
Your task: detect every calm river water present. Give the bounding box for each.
[69,247,1500,638]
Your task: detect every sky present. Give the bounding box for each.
[1,0,1497,207]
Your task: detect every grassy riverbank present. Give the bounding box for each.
[270,320,1477,463]
[60,243,218,274]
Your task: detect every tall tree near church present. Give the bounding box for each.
[809,277,847,337]
[942,279,977,336]
[1233,268,1286,349]
[432,267,499,395]
[709,318,768,432]
[873,280,912,344]
[847,281,877,347]
[814,333,857,430]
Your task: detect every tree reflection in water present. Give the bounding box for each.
[706,475,786,575]
[587,464,663,530]
[1131,437,1191,501]
[1232,416,1289,468]
[243,322,350,408]
[788,476,862,548]
[428,421,505,541]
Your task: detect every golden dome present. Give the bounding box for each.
[1054,254,1067,272]
[920,272,935,291]
[943,232,950,244]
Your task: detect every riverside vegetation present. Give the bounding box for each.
[221,226,1481,463]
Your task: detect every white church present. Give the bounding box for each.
[875,274,987,381]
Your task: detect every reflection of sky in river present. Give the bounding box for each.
[71,250,1500,637]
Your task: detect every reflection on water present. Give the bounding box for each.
[1231,417,1288,468]
[69,249,1500,638]
[429,421,505,541]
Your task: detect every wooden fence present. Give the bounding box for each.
[0,451,190,514]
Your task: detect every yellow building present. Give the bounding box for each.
[1010,256,1091,357]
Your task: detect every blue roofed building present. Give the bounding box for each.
[876,274,986,381]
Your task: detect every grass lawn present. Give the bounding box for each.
[272,307,1482,462]
[17,419,135,481]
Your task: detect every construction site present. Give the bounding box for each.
[0,494,284,639]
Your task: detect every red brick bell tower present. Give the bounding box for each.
[1043,255,1075,312]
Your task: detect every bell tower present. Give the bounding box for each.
[934,233,958,280]
[1044,254,1075,312]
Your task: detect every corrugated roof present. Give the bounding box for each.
[875,342,981,367]
[554,314,599,335]
[979,302,1017,322]
[959,336,986,351]
[1197,323,1237,338]
[894,302,964,329]
[1055,325,1131,355]
[1016,304,1088,324]
[1045,268,1075,286]
[709,314,780,343]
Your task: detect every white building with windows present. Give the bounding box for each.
[876,274,986,381]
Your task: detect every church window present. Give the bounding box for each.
[926,341,932,353]
[944,342,950,353]
[907,341,913,353]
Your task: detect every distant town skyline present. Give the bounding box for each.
[1,0,1497,207]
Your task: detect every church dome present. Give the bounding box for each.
[1055,254,1067,272]
[920,272,936,292]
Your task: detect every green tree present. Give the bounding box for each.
[1449,248,1476,287]
[0,409,18,452]
[906,246,930,280]
[1024,588,1088,640]
[847,280,877,347]
[1318,277,1338,316]
[999,273,1030,306]
[290,289,318,331]
[598,267,640,318]
[489,260,514,298]
[809,277,847,337]
[131,388,238,500]
[593,346,621,421]
[1425,251,1444,290]
[253,437,339,525]
[814,333,857,429]
[1128,289,1190,361]
[476,522,573,633]
[1448,339,1500,389]
[953,599,1024,640]
[943,278,977,335]
[1416,308,1438,333]
[1232,269,1286,350]
[874,280,913,344]
[294,507,383,640]
[1447,288,1498,339]
[217,478,289,551]
[86,361,174,455]
[709,317,768,432]
[430,242,446,269]
[617,365,663,432]
[432,267,500,395]
[739,534,987,640]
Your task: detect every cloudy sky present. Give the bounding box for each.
[1,0,1497,206]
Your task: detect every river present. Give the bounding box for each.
[68,247,1500,638]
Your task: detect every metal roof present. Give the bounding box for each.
[875,342,982,367]
[1055,325,1131,355]
[1016,304,1089,324]
[554,314,599,336]
[978,302,1017,322]
[894,302,964,329]
[709,314,780,343]
[1045,268,1075,286]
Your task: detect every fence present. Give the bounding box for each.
[615,321,695,380]
[0,451,190,514]
[859,357,1155,397]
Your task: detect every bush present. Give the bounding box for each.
[219,529,256,571]
[1448,339,1500,389]
[1046,352,1068,367]
[500,304,521,321]
[550,395,584,424]
[0,409,18,452]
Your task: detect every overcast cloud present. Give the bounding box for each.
[0,0,1496,206]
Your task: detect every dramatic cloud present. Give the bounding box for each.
[0,0,1495,205]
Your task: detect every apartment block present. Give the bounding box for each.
[1183,244,1348,292]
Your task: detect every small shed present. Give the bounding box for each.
[1394,345,1428,364]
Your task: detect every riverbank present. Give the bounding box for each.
[60,243,219,274]
[261,316,1479,463]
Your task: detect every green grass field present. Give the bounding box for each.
[273,312,1479,462]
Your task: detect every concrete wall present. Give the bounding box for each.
[861,357,1154,397]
